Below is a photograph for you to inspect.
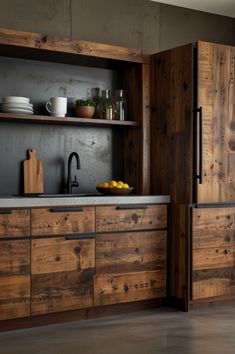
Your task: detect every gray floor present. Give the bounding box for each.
[0,306,235,354]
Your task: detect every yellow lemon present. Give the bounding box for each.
[103,182,109,188]
[116,184,122,188]
[97,182,104,188]
[117,181,124,186]
[109,180,117,188]
[123,183,129,188]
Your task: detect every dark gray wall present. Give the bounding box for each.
[0,0,234,52]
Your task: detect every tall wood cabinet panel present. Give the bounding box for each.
[197,42,235,203]
[151,41,235,310]
[150,44,194,303]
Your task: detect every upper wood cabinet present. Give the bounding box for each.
[151,41,235,204]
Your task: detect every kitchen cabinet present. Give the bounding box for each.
[94,204,167,306]
[31,206,95,236]
[31,205,95,314]
[31,235,95,315]
[151,41,235,309]
[192,206,235,300]
[0,209,30,320]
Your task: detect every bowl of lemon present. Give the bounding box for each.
[96,180,134,195]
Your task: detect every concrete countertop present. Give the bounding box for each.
[0,195,170,208]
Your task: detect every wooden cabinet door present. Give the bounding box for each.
[0,239,30,320]
[31,235,95,315]
[0,209,30,238]
[96,204,167,233]
[192,207,235,300]
[196,42,235,203]
[31,206,95,236]
[94,231,167,306]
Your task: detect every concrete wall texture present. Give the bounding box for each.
[0,0,234,53]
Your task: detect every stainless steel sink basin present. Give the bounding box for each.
[12,193,101,198]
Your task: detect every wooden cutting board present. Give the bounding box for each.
[23,148,44,194]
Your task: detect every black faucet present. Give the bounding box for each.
[66,152,81,193]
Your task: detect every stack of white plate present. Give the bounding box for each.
[0,96,33,114]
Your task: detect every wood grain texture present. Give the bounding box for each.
[96,231,167,274]
[96,204,167,233]
[0,113,139,127]
[31,236,95,315]
[197,42,235,203]
[31,206,95,236]
[94,270,166,306]
[23,148,44,194]
[150,44,194,204]
[0,209,30,238]
[0,27,146,64]
[124,63,150,194]
[0,240,30,320]
[192,207,235,300]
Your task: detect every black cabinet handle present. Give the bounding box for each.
[116,204,148,210]
[193,107,203,184]
[50,207,83,213]
[65,233,95,240]
[0,209,12,215]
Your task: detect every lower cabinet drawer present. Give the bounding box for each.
[0,239,30,320]
[31,206,95,236]
[31,236,95,315]
[0,209,30,238]
[96,204,167,233]
[94,270,166,306]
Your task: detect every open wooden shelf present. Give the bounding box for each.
[0,112,139,127]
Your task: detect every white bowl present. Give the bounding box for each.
[2,96,30,104]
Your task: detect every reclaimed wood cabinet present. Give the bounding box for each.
[94,204,167,306]
[31,235,95,315]
[0,209,30,321]
[31,206,95,314]
[151,41,235,309]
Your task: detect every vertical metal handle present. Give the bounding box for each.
[194,107,203,184]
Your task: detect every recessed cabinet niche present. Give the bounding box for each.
[0,28,150,196]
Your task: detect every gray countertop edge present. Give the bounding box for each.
[0,195,170,208]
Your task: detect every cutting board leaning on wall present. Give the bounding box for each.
[23,148,44,194]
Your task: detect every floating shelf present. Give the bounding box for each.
[0,113,139,127]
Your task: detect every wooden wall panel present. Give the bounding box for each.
[124,63,150,194]
[0,209,30,237]
[31,237,95,315]
[192,207,235,300]
[96,204,167,233]
[197,42,235,203]
[96,231,167,274]
[31,207,95,236]
[94,270,166,306]
[0,240,30,320]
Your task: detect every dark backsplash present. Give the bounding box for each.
[0,56,124,195]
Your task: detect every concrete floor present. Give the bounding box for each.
[0,306,235,354]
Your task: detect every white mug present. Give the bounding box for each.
[46,97,67,117]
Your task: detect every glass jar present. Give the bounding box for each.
[114,89,127,121]
[99,90,115,120]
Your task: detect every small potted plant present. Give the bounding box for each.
[74,98,96,118]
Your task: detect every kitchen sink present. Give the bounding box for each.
[12,193,102,198]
